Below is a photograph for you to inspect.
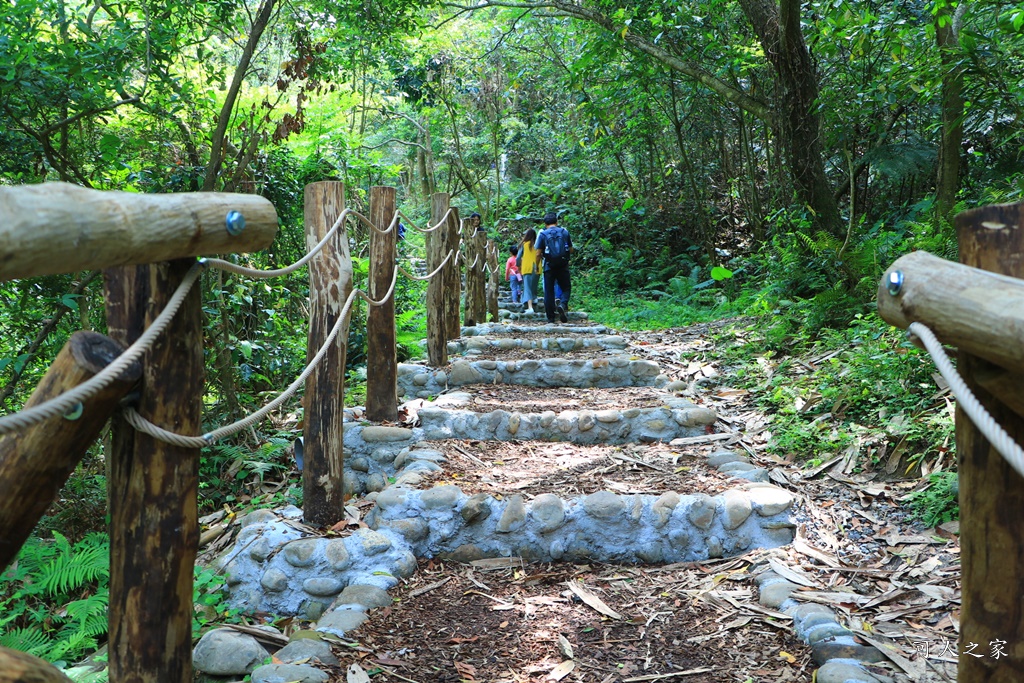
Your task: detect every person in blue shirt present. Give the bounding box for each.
[534,212,573,323]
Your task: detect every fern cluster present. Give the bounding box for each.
[0,532,110,665]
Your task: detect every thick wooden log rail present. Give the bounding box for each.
[0,331,141,571]
[0,182,278,280]
[878,201,1024,682]
[486,238,500,323]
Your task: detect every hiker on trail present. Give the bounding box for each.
[534,212,572,323]
[516,228,542,314]
[505,245,523,304]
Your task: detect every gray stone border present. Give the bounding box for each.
[447,334,628,356]
[462,322,612,336]
[396,357,667,399]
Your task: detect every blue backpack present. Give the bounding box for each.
[542,227,570,268]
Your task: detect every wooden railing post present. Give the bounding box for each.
[464,217,487,327]
[0,332,141,571]
[366,186,398,421]
[955,202,1024,683]
[104,259,203,683]
[444,205,462,341]
[486,238,500,322]
[427,193,450,366]
[303,182,351,528]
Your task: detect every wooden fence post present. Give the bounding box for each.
[104,259,203,683]
[366,186,398,421]
[955,202,1024,683]
[487,239,500,322]
[303,182,352,528]
[464,217,487,327]
[427,193,449,366]
[445,206,462,341]
[0,332,141,571]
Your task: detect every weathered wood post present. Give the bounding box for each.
[104,259,203,683]
[0,332,141,571]
[486,238,500,322]
[445,206,462,341]
[366,186,398,421]
[464,216,487,327]
[954,203,1024,683]
[303,182,352,527]
[0,646,74,683]
[427,193,450,366]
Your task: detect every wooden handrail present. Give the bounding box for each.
[877,249,1024,375]
[0,182,277,281]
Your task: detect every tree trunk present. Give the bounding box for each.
[738,0,842,235]
[935,4,964,222]
[202,0,276,190]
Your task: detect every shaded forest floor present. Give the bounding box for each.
[307,318,961,683]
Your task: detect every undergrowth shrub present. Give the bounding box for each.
[908,471,960,527]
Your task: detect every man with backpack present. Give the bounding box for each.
[534,212,572,323]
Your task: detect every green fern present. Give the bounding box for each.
[37,533,108,596]
[0,626,50,656]
[0,531,111,664]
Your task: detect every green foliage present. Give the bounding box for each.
[192,565,241,638]
[908,472,960,528]
[727,313,954,467]
[0,532,110,664]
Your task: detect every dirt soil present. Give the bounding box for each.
[446,385,675,415]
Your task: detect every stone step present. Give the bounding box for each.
[449,334,628,356]
[416,401,716,445]
[502,309,588,322]
[216,478,795,621]
[397,357,666,399]
[462,322,613,336]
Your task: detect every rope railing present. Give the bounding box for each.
[398,249,454,282]
[398,208,452,234]
[126,268,398,448]
[0,262,205,435]
[909,322,1024,478]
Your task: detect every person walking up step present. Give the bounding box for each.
[505,245,523,304]
[534,212,572,323]
[516,227,542,314]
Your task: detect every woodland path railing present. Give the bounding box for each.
[877,202,1024,683]
[0,181,476,683]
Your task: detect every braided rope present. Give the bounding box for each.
[910,322,1024,477]
[399,208,452,234]
[366,210,399,236]
[206,209,352,278]
[398,250,454,281]
[0,263,204,435]
[127,268,399,447]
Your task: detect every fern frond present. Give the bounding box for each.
[0,627,49,656]
[38,543,108,597]
[64,591,109,625]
